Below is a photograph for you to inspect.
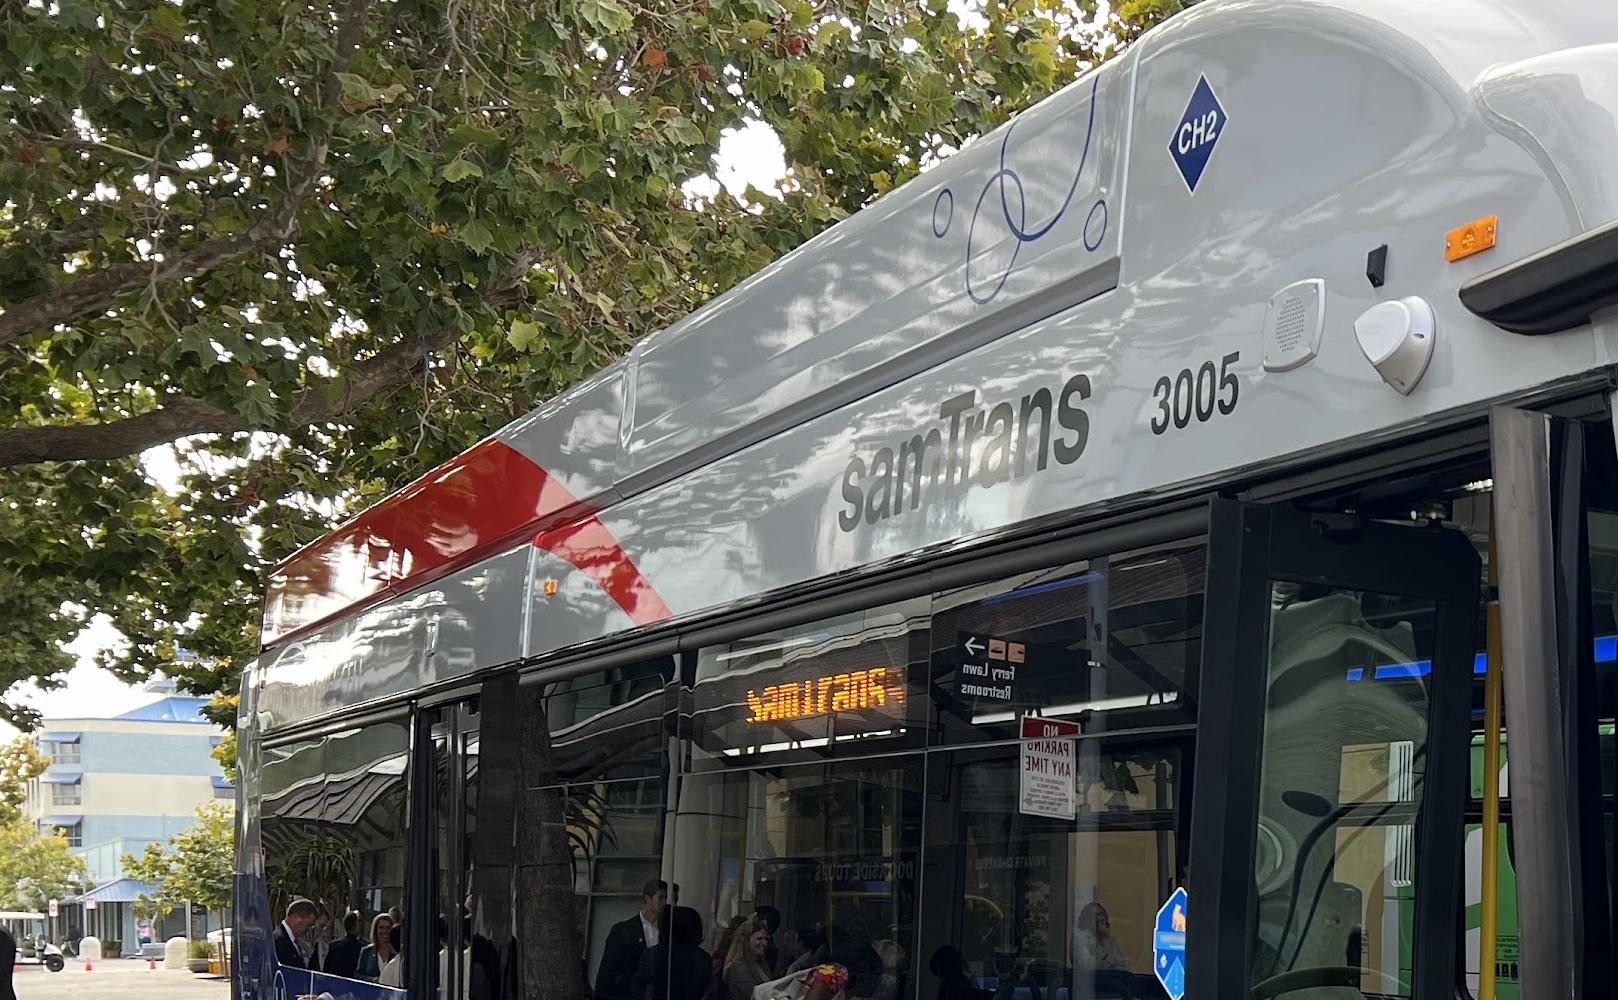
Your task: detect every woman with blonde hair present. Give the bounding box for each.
[357,911,396,981]
[722,921,772,1000]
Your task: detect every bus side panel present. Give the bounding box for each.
[233,671,273,1000]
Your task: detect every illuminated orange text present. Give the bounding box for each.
[745,668,905,724]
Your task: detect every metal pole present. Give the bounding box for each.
[1488,406,1576,998]
[1479,519,1503,1000]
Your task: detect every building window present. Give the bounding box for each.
[213,783,235,800]
[63,823,82,848]
[42,740,80,764]
[50,782,81,806]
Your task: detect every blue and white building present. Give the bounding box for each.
[26,681,233,951]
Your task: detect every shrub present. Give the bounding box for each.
[103,938,122,956]
[186,939,212,960]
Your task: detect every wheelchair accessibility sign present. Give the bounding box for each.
[1153,886,1188,1000]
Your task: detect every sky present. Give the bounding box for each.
[2,614,159,738]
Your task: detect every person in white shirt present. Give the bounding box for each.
[596,879,669,1000]
[379,923,404,988]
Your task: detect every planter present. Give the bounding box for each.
[209,958,221,975]
[187,958,211,973]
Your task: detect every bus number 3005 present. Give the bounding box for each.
[1150,351,1240,435]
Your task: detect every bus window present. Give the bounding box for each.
[506,658,678,1000]
[1247,584,1441,998]
[688,599,930,770]
[917,541,1201,1000]
[259,720,409,979]
[678,605,931,1000]
[671,759,924,1000]
[927,547,1201,746]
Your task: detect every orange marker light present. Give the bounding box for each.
[542,578,559,597]
[1445,215,1497,262]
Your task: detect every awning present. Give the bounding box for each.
[72,878,158,905]
[39,772,81,784]
[38,732,80,743]
[211,776,234,789]
[38,816,78,826]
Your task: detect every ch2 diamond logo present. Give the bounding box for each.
[1168,75,1226,193]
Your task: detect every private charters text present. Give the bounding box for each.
[838,373,1091,532]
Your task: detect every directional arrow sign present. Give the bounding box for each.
[963,635,985,656]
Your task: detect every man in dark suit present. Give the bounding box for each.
[323,910,365,979]
[274,898,319,970]
[595,878,667,1000]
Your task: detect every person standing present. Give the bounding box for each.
[275,899,319,969]
[358,912,397,981]
[379,923,405,988]
[633,906,711,1000]
[597,879,668,1000]
[722,922,772,1000]
[324,910,365,979]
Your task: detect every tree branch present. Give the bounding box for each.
[0,0,375,351]
[0,249,536,467]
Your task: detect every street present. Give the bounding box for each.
[16,958,228,999]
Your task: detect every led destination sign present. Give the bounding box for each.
[745,667,906,725]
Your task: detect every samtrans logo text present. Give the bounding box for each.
[838,373,1091,532]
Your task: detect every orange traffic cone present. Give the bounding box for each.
[84,959,92,972]
[149,958,158,970]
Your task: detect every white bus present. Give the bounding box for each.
[232,2,1618,999]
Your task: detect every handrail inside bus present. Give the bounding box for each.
[1480,520,1503,1000]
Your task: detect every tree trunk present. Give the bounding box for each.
[517,683,586,1000]
[215,907,227,972]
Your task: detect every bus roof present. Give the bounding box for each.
[254,0,1618,731]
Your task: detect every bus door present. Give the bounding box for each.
[419,697,483,1000]
[1187,499,1480,1000]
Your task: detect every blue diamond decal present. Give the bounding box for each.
[1168,75,1226,193]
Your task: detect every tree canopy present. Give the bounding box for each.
[0,0,1185,720]
[124,801,234,948]
[0,821,86,912]
[0,735,49,827]
[0,736,86,911]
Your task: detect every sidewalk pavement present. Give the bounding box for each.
[16,956,228,999]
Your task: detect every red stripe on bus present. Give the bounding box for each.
[262,439,668,645]
[532,518,675,626]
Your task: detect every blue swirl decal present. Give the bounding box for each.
[934,76,1107,304]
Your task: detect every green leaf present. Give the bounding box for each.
[814,20,850,48]
[335,72,381,102]
[560,142,605,178]
[442,158,484,182]
[507,318,542,351]
[741,19,772,42]
[578,0,633,33]
[448,123,505,147]
[459,219,494,254]
[148,4,188,41]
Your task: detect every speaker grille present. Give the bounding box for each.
[1262,279,1325,373]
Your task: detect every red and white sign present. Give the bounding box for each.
[1019,715,1079,819]
[47,899,57,918]
[84,897,96,911]
[1020,716,1080,739]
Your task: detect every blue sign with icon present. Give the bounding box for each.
[1168,76,1226,193]
[1153,886,1188,1000]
